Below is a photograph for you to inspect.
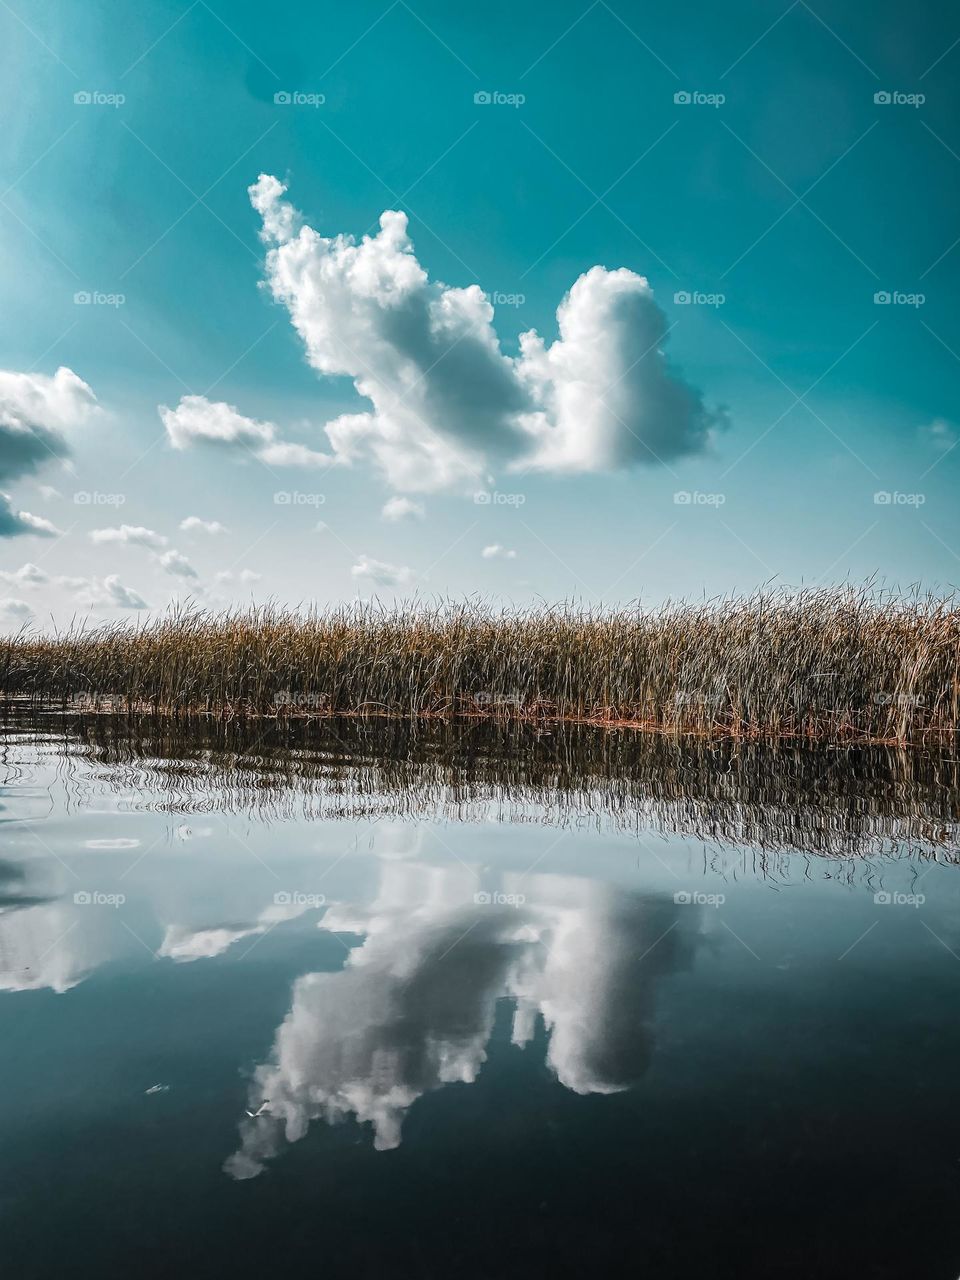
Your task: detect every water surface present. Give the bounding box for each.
[1,713,959,1278]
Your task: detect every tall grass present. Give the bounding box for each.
[2,586,959,743]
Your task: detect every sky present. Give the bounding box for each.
[1,0,958,628]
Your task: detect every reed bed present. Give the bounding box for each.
[2,586,959,744]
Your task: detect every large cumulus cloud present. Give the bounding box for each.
[165,177,723,495]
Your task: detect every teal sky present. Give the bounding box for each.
[1,0,958,624]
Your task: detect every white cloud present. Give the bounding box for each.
[180,516,228,535]
[160,395,329,468]
[37,484,61,500]
[157,549,198,579]
[0,597,32,620]
[100,575,148,609]
[481,544,517,560]
[0,366,97,485]
[0,563,48,587]
[246,174,723,494]
[350,555,414,587]
[90,524,168,549]
[0,493,61,538]
[381,495,425,522]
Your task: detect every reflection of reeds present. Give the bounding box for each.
[3,587,960,744]
[12,707,960,859]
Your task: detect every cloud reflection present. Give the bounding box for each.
[224,863,695,1178]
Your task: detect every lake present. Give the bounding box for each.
[2,710,959,1278]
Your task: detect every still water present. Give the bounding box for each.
[2,713,960,1278]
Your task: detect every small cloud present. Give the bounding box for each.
[381,496,425,522]
[158,549,198,579]
[160,396,329,468]
[102,575,148,609]
[481,544,517,560]
[179,516,228,535]
[37,484,61,500]
[921,418,958,452]
[90,525,168,549]
[0,563,48,587]
[0,494,60,538]
[0,597,32,620]
[350,555,414,587]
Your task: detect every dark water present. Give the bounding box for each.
[1,712,960,1279]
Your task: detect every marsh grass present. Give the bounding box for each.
[2,586,959,744]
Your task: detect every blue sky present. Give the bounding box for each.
[1,0,958,625]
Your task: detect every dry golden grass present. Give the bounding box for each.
[2,586,959,743]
